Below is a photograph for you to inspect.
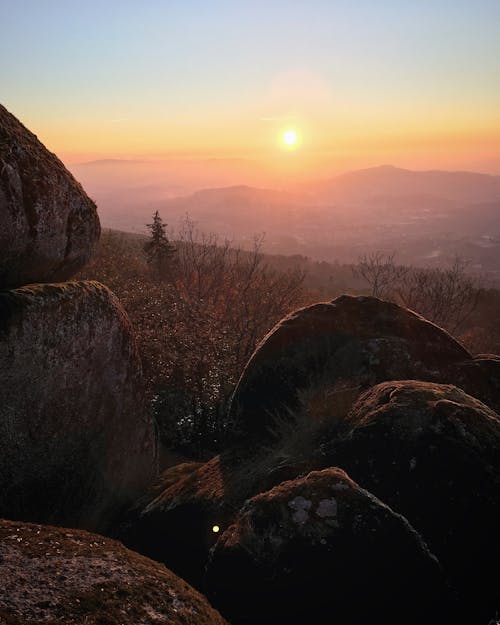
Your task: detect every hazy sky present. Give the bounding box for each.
[1,0,499,173]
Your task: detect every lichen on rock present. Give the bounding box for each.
[0,103,100,289]
[0,519,228,625]
[0,280,157,531]
[206,468,455,625]
[331,380,500,624]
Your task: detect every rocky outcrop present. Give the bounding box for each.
[0,518,228,625]
[117,446,327,586]
[117,453,241,587]
[229,295,471,445]
[444,354,500,415]
[0,281,157,531]
[206,468,455,625]
[0,103,100,289]
[331,380,500,624]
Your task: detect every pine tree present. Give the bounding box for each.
[143,211,177,279]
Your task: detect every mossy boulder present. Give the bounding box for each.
[229,295,471,445]
[206,468,455,625]
[0,281,157,531]
[0,103,100,289]
[0,519,228,625]
[330,380,500,624]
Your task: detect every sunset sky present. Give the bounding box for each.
[1,0,499,176]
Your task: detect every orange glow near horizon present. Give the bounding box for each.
[49,118,500,184]
[27,102,498,177]
[23,96,498,182]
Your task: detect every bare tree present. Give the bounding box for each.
[396,257,480,334]
[353,251,408,299]
[159,217,306,453]
[354,252,480,335]
[172,217,304,367]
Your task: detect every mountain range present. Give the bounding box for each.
[68,162,500,279]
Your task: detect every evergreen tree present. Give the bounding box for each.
[143,211,177,279]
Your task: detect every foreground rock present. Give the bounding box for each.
[117,453,242,587]
[0,519,228,625]
[444,354,500,415]
[331,380,500,624]
[0,281,157,531]
[116,446,320,587]
[229,295,471,445]
[206,468,455,625]
[0,103,100,289]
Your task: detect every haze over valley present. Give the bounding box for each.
[70,160,500,281]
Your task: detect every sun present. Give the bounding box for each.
[283,129,298,146]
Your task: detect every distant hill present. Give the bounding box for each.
[305,165,500,203]
[68,161,500,279]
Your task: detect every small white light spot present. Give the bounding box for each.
[212,525,220,534]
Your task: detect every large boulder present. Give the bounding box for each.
[0,519,228,625]
[0,281,157,531]
[444,354,500,415]
[116,445,321,587]
[229,295,471,445]
[0,103,100,289]
[206,468,455,625]
[330,380,500,624]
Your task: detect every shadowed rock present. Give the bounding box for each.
[206,468,455,625]
[444,353,500,415]
[0,281,157,531]
[229,295,471,445]
[0,519,228,625]
[117,439,332,587]
[330,380,500,624]
[116,453,240,588]
[0,103,100,289]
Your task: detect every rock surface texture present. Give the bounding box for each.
[229,295,471,444]
[444,354,500,415]
[206,468,454,625]
[0,281,157,531]
[0,103,100,289]
[118,453,238,587]
[118,446,327,586]
[331,380,500,624]
[0,519,228,625]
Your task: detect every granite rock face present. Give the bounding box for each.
[331,380,500,624]
[0,103,100,289]
[0,281,157,531]
[229,295,471,445]
[206,468,454,625]
[0,519,228,625]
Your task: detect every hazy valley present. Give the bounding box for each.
[70,160,500,281]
